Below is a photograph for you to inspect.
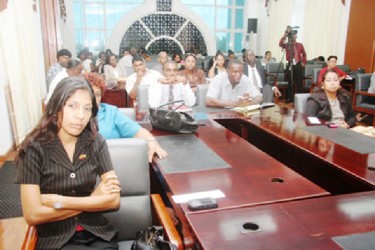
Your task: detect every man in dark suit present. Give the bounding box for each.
[243,49,281,103]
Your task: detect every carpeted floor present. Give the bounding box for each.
[0,161,23,219]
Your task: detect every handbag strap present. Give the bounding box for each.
[156,100,185,118]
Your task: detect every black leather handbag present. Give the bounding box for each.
[131,226,177,250]
[149,100,198,134]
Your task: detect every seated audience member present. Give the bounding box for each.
[206,59,263,108]
[317,55,348,85]
[148,60,196,108]
[192,47,205,59]
[94,51,106,74]
[237,48,247,63]
[178,53,206,92]
[45,59,83,103]
[261,51,276,65]
[208,51,227,78]
[86,72,167,162]
[306,69,355,128]
[243,49,281,103]
[227,50,235,61]
[117,47,133,71]
[153,51,168,73]
[104,54,126,87]
[368,72,375,93]
[17,76,121,249]
[78,49,92,74]
[172,52,184,70]
[126,55,162,101]
[105,48,114,58]
[46,49,72,90]
[139,48,152,62]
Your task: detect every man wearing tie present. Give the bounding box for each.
[279,27,307,103]
[243,49,281,103]
[148,60,196,108]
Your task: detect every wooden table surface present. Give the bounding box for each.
[152,117,329,214]
[186,191,375,249]
[214,106,375,194]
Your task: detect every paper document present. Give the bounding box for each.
[172,189,225,204]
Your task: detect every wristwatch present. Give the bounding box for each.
[54,195,63,210]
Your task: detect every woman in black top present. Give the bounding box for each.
[306,69,356,128]
[17,77,120,249]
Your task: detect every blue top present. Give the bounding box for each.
[97,103,141,139]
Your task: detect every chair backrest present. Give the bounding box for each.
[266,63,285,84]
[137,85,150,111]
[294,93,311,113]
[304,64,323,78]
[312,68,321,83]
[105,138,152,241]
[118,108,136,121]
[196,84,209,107]
[336,64,350,73]
[355,73,373,105]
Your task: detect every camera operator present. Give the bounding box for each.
[279,26,307,103]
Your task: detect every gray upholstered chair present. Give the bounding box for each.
[137,85,150,112]
[266,62,288,102]
[352,73,375,126]
[309,68,322,92]
[303,64,323,91]
[195,84,209,107]
[294,93,311,113]
[336,64,350,73]
[22,138,182,250]
[118,108,136,121]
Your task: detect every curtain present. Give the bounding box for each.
[267,0,295,63]
[303,0,345,62]
[0,0,46,145]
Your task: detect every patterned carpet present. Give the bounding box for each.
[0,161,22,219]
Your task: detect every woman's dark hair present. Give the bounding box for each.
[322,68,339,82]
[184,53,196,61]
[215,51,224,59]
[17,77,98,159]
[105,54,117,65]
[172,53,181,62]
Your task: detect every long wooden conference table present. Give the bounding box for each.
[148,105,375,249]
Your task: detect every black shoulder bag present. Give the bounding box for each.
[131,226,177,250]
[149,100,198,134]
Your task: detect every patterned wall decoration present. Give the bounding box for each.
[119,14,207,55]
[156,0,172,12]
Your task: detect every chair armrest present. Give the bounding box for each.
[22,225,37,250]
[151,194,183,250]
[354,91,375,97]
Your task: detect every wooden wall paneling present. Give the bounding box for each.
[371,40,375,72]
[345,0,375,72]
[39,0,61,74]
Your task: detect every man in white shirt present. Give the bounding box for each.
[243,49,281,103]
[126,55,162,101]
[118,47,133,77]
[148,60,196,108]
[45,59,83,104]
[206,59,263,108]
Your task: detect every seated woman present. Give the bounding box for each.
[172,52,184,70]
[86,72,167,162]
[178,53,206,92]
[306,69,356,128]
[17,77,121,249]
[208,51,226,79]
[104,54,126,87]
